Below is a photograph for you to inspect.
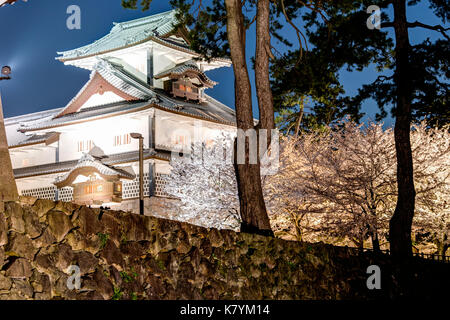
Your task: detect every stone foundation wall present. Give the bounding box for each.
[0,198,448,300]
[113,196,180,220]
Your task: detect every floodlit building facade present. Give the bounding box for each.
[4,10,236,215]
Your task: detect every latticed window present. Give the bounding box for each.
[21,187,74,202]
[173,135,186,145]
[154,173,170,197]
[78,140,93,152]
[114,134,131,147]
[172,80,200,100]
[20,173,170,203]
[21,186,57,200]
[58,188,74,202]
[84,185,94,194]
[122,173,169,199]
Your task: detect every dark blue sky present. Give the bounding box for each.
[0,0,445,127]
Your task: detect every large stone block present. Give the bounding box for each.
[23,207,44,239]
[5,258,33,279]
[31,199,56,218]
[97,210,122,245]
[33,227,57,249]
[72,206,103,236]
[6,233,38,260]
[120,213,152,242]
[12,279,34,298]
[0,272,12,290]
[54,243,75,272]
[74,251,98,275]
[4,202,25,233]
[54,201,80,216]
[47,210,73,242]
[99,240,125,270]
[92,268,114,300]
[18,196,37,206]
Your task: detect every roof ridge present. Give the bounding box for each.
[4,107,62,125]
[54,152,136,186]
[153,61,217,86]
[57,99,147,119]
[56,10,179,59]
[112,9,176,31]
[98,58,155,97]
[204,94,236,114]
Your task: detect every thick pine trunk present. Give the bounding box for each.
[389,0,416,258]
[225,0,272,235]
[255,0,275,133]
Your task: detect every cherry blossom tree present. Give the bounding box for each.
[267,120,449,253]
[164,120,449,255]
[266,121,397,250]
[164,136,240,231]
[411,123,450,257]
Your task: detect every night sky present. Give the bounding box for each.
[0,0,444,126]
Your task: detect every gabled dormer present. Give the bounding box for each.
[55,58,154,118]
[154,62,217,102]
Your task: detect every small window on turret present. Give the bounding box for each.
[172,79,201,102]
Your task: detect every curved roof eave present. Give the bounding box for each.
[19,100,236,133]
[54,165,134,188]
[57,35,231,65]
[14,150,171,180]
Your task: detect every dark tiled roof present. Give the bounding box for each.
[14,149,171,179]
[56,10,230,64]
[153,89,236,124]
[54,153,136,186]
[18,57,236,132]
[57,10,180,60]
[9,132,56,148]
[154,62,217,86]
[19,100,151,132]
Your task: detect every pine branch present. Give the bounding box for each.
[407,21,450,40]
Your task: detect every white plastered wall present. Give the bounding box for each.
[57,112,150,162]
[10,144,57,169]
[154,109,236,151]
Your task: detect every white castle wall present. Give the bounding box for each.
[58,113,149,162]
[155,109,235,151]
[10,145,57,169]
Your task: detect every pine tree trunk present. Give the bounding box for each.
[389,0,416,258]
[436,236,449,259]
[255,0,275,134]
[371,231,381,253]
[294,98,304,139]
[443,245,449,260]
[225,0,272,235]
